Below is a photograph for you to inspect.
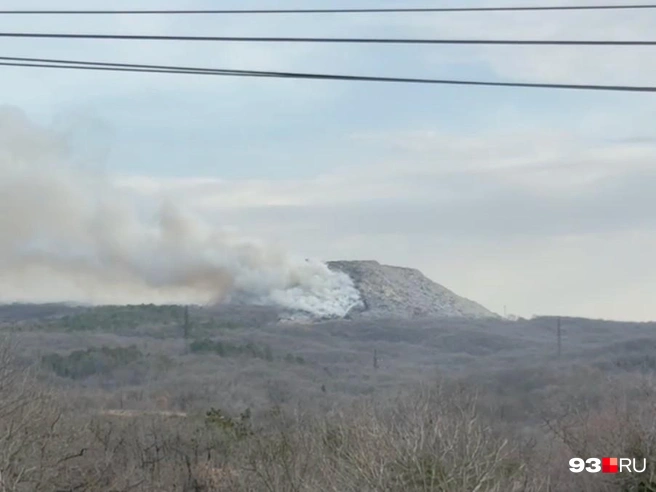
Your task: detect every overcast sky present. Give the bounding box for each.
[2,0,656,321]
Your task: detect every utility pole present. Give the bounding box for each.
[183,305,191,354]
[557,316,562,358]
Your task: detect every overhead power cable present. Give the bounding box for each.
[0,32,654,46]
[1,55,655,93]
[1,5,656,14]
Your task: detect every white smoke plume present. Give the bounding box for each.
[0,106,363,317]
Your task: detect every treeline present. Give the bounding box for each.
[189,338,306,364]
[53,305,182,332]
[42,345,144,379]
[41,339,306,381]
[32,305,245,334]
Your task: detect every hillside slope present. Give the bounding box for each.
[327,260,497,319]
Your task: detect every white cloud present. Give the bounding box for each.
[118,129,656,208]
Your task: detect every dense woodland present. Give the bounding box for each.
[1,303,655,491]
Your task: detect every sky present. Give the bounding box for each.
[1,0,656,321]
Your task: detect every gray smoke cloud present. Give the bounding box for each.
[0,106,362,317]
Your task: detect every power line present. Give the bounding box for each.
[0,57,274,78]
[1,56,655,93]
[1,5,656,14]
[0,55,261,74]
[0,32,654,46]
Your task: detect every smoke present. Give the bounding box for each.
[0,106,362,317]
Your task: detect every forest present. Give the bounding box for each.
[1,303,655,491]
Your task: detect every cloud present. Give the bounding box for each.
[120,128,656,217]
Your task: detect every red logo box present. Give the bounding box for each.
[602,457,619,473]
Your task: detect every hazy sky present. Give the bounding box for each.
[2,0,656,321]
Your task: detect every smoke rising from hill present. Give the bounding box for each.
[0,106,362,317]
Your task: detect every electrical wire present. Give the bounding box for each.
[1,56,655,93]
[1,5,656,14]
[0,32,654,45]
